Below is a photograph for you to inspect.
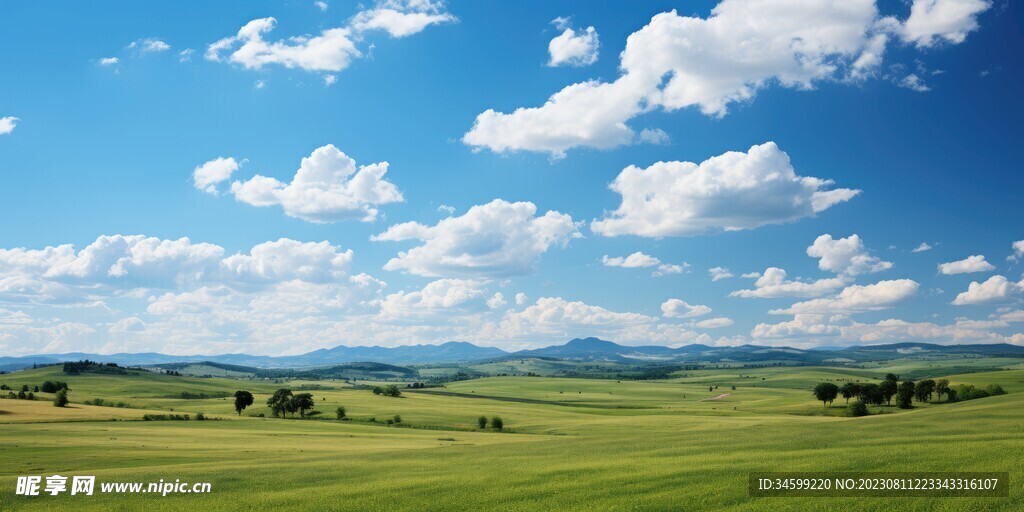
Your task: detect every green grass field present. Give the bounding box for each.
[1,362,1021,510]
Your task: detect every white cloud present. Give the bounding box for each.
[708,267,734,281]
[377,279,488,321]
[693,317,734,329]
[489,297,651,338]
[601,252,660,268]
[98,57,120,66]
[128,38,171,54]
[807,234,892,276]
[324,74,338,86]
[351,0,455,38]
[897,73,931,92]
[486,292,507,309]
[437,204,456,215]
[637,128,670,145]
[219,239,353,285]
[952,275,1021,305]
[652,263,687,277]
[228,144,403,223]
[465,1,985,157]
[0,116,19,136]
[770,279,919,315]
[515,292,528,306]
[207,17,361,72]
[730,267,849,298]
[1009,240,1024,262]
[372,199,578,277]
[192,157,240,195]
[547,22,599,67]
[661,299,712,318]
[938,255,995,275]
[912,242,933,252]
[591,143,858,237]
[315,1,329,11]
[178,49,194,63]
[901,0,991,48]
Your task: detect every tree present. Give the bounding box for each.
[53,389,69,407]
[813,383,839,408]
[267,388,293,418]
[372,386,383,395]
[847,401,869,417]
[915,379,936,403]
[477,415,488,429]
[336,406,347,419]
[884,373,899,383]
[393,414,402,424]
[858,383,885,406]
[879,379,898,406]
[382,385,402,397]
[897,381,915,409]
[840,383,861,404]
[935,379,950,402]
[491,416,504,430]
[233,390,254,416]
[292,393,316,418]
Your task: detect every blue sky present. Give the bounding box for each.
[0,0,1022,356]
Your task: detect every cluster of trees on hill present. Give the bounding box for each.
[477,416,504,430]
[62,360,128,375]
[372,385,402,397]
[814,374,1007,416]
[266,389,317,418]
[0,381,71,406]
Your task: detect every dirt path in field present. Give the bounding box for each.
[700,393,731,402]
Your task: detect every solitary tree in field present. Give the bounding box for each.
[53,389,69,407]
[477,415,488,429]
[267,388,293,418]
[491,416,504,430]
[292,393,316,418]
[336,406,346,419]
[813,383,839,408]
[935,379,950,402]
[897,381,915,409]
[234,390,254,415]
[915,380,936,403]
[840,383,861,404]
[879,379,898,406]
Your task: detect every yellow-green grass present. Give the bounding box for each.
[1,387,1021,510]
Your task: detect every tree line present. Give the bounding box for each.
[814,373,1006,416]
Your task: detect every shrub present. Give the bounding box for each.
[142,414,190,421]
[195,412,206,421]
[847,401,869,417]
[477,415,488,429]
[491,416,504,430]
[40,381,69,393]
[393,414,402,424]
[336,406,347,419]
[53,389,69,407]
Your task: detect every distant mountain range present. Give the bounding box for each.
[2,337,1023,371]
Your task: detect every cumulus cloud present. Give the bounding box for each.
[0,117,19,135]
[952,275,1021,305]
[547,20,599,67]
[752,314,1024,347]
[602,252,659,268]
[1009,240,1024,262]
[98,57,120,66]
[192,157,239,194]
[661,299,712,318]
[207,1,452,73]
[807,234,892,276]
[377,279,488,321]
[515,292,528,306]
[128,38,171,54]
[708,267,734,281]
[352,0,455,38]
[770,279,919,315]
[912,242,933,252]
[901,0,991,48]
[938,255,995,275]
[464,1,987,157]
[226,144,403,223]
[372,199,578,277]
[730,267,849,298]
[591,143,858,237]
[692,317,734,329]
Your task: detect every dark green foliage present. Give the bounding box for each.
[377,385,401,397]
[950,383,1007,402]
[847,401,869,417]
[53,389,69,407]
[477,415,488,429]
[914,379,936,402]
[291,393,316,417]
[142,414,191,421]
[393,414,402,424]
[879,379,898,405]
[491,416,503,430]
[336,406,346,419]
[935,379,950,401]
[234,390,254,415]
[897,381,915,409]
[857,383,885,406]
[267,389,293,418]
[813,382,839,407]
[63,360,127,375]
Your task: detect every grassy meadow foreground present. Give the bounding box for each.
[1,360,1022,511]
